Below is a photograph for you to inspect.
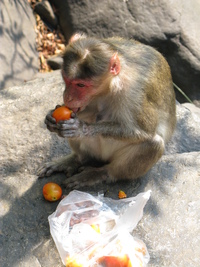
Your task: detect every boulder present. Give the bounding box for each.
[0,0,38,90]
[34,0,58,30]
[0,71,200,266]
[49,0,200,103]
[47,55,63,70]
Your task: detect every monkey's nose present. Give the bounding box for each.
[66,95,73,102]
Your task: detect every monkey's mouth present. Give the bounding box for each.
[71,107,80,113]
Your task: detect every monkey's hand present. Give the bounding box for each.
[45,110,57,133]
[56,117,89,138]
[44,106,76,136]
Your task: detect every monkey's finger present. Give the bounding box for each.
[62,174,103,189]
[58,130,78,138]
[62,167,109,188]
[37,162,55,177]
[70,112,76,118]
[45,114,56,124]
[45,120,57,129]
[58,125,79,131]
[58,118,76,124]
[61,178,80,188]
[55,104,61,109]
[57,121,79,130]
[46,126,59,134]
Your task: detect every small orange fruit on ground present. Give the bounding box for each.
[118,190,127,199]
[52,106,72,122]
[43,182,62,202]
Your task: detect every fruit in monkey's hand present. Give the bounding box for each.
[43,182,62,201]
[52,106,72,122]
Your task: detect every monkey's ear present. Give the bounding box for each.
[110,53,121,75]
[69,33,87,44]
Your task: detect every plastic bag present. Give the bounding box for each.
[48,190,151,267]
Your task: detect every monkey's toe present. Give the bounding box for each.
[37,162,58,178]
[62,167,109,189]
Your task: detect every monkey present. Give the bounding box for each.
[38,33,176,189]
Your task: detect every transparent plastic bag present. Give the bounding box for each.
[48,190,151,267]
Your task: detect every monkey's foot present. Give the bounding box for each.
[37,161,62,178]
[37,156,81,178]
[62,166,111,189]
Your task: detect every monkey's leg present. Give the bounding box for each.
[37,153,82,178]
[109,135,165,180]
[61,166,111,189]
[61,135,164,189]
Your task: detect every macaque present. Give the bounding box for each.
[38,33,176,188]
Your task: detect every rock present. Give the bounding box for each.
[0,0,38,90]
[136,151,200,267]
[49,0,200,103]
[34,0,58,29]
[165,102,200,154]
[0,71,200,266]
[182,102,200,117]
[47,55,63,70]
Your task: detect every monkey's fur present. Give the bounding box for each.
[38,35,176,188]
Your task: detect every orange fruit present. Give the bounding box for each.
[118,190,127,199]
[43,182,62,202]
[98,255,132,267]
[52,106,72,122]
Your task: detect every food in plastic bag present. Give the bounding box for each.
[48,190,151,267]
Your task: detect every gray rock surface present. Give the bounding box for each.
[47,55,63,70]
[49,0,200,103]
[0,70,200,266]
[0,0,38,90]
[34,0,58,29]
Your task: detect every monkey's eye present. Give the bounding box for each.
[76,83,85,87]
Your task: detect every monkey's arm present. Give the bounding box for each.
[46,114,151,141]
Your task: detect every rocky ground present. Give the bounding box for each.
[1,70,200,267]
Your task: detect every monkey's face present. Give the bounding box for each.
[61,34,121,113]
[62,70,97,113]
